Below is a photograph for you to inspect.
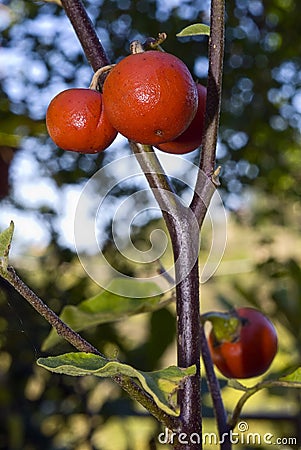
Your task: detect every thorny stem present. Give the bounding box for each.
[1,267,179,431]
[174,259,202,449]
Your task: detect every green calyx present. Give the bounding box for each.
[201,310,242,344]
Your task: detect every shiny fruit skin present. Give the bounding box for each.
[208,308,278,379]
[46,88,117,153]
[102,51,198,145]
[156,83,206,154]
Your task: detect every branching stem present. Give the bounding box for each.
[5,0,227,446]
[1,267,179,430]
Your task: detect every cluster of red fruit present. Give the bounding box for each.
[46,50,206,155]
[46,48,279,381]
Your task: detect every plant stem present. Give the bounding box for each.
[191,0,225,224]
[53,0,226,445]
[1,267,179,431]
[200,326,231,450]
[175,259,202,449]
[189,1,228,447]
[228,379,283,430]
[130,143,202,448]
[200,0,225,176]
[173,0,226,440]
[129,143,186,240]
[50,0,182,434]
[5,266,101,355]
[60,0,110,71]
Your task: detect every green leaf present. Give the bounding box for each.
[280,367,301,386]
[37,0,62,4]
[176,23,210,38]
[42,278,173,350]
[0,221,14,274]
[37,352,196,416]
[227,379,249,392]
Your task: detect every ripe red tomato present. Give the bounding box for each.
[156,83,206,154]
[208,307,278,379]
[102,50,198,145]
[46,88,117,154]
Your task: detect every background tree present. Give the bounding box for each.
[0,0,301,449]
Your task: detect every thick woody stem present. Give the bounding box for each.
[130,143,202,449]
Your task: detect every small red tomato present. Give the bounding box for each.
[46,88,117,154]
[156,83,206,154]
[102,50,198,145]
[208,307,278,379]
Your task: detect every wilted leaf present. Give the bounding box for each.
[177,23,210,38]
[37,352,196,416]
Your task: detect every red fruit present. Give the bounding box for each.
[208,307,278,379]
[102,50,198,145]
[46,88,117,154]
[156,83,206,154]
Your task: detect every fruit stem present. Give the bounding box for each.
[229,378,299,430]
[130,33,167,55]
[201,310,242,344]
[89,65,115,91]
[60,0,110,71]
[143,33,167,51]
[228,385,259,430]
[130,40,145,54]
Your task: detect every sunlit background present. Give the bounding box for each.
[1,0,301,449]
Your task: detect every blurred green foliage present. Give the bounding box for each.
[0,0,301,448]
